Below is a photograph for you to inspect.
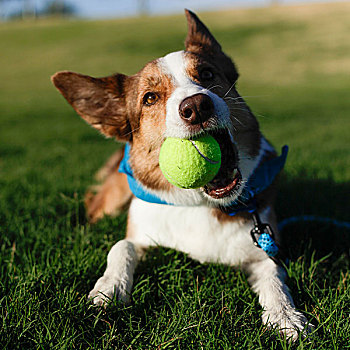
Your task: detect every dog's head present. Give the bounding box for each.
[52,10,262,207]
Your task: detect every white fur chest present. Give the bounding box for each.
[128,198,266,265]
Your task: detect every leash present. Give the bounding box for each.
[252,213,350,268]
[250,210,289,267]
[278,215,350,232]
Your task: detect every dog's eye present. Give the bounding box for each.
[200,68,214,81]
[143,92,159,106]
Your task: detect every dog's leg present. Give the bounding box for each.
[88,239,145,306]
[247,258,312,341]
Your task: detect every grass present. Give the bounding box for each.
[1,2,350,349]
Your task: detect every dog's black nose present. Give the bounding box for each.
[179,93,214,125]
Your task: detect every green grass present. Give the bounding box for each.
[1,2,350,349]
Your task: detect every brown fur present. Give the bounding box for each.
[129,61,175,191]
[94,148,126,182]
[85,171,131,223]
[51,72,132,141]
[84,147,133,223]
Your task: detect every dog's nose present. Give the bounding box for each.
[179,93,214,125]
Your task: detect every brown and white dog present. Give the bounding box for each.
[52,10,311,340]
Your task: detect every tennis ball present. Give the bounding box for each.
[159,135,221,189]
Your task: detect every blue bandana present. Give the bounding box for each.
[119,143,288,216]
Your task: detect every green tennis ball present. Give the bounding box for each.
[159,135,221,189]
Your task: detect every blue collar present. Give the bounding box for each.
[119,143,288,216]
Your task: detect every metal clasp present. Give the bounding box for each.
[250,211,274,246]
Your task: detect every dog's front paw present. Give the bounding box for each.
[262,308,313,341]
[88,275,131,306]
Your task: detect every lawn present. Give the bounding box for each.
[1,2,349,349]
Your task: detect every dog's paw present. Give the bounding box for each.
[88,275,131,307]
[262,308,314,341]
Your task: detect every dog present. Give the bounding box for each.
[52,10,311,340]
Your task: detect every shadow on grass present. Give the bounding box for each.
[276,176,350,287]
[277,176,350,263]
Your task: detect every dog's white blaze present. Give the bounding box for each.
[159,51,230,139]
[160,51,190,86]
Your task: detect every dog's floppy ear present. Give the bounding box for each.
[51,71,132,141]
[184,9,239,83]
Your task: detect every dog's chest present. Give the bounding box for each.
[128,198,265,265]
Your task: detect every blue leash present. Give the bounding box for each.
[278,215,350,232]
[253,214,350,267]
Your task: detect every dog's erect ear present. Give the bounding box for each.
[185,9,222,54]
[51,71,132,141]
[184,9,239,83]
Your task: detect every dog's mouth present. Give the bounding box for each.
[203,129,241,199]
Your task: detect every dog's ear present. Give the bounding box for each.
[184,9,239,83]
[51,71,132,141]
[185,9,222,54]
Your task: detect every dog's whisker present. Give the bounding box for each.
[223,80,238,98]
[121,126,142,138]
[224,98,248,104]
[91,121,142,138]
[223,96,242,101]
[224,124,237,133]
[207,84,224,91]
[255,113,269,119]
[233,118,245,127]
[91,121,118,127]
[226,111,247,127]
[238,95,266,99]
[228,106,250,114]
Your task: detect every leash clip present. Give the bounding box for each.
[250,212,279,258]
